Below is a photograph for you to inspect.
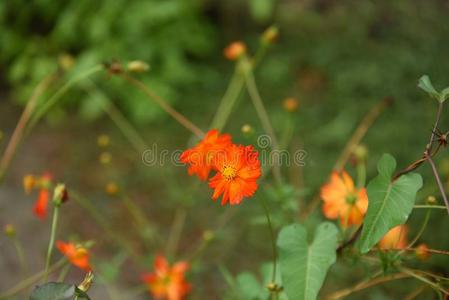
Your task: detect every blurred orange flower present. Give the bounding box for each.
[23,173,53,219]
[209,144,261,206]
[180,129,232,181]
[223,41,246,60]
[379,225,408,250]
[320,171,368,227]
[56,241,92,271]
[415,243,431,261]
[142,255,191,300]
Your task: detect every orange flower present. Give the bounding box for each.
[223,41,246,60]
[415,243,431,261]
[24,173,53,219]
[378,225,408,250]
[56,241,92,271]
[320,171,368,227]
[209,144,261,206]
[142,255,191,300]
[180,129,232,181]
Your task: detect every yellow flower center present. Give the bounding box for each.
[222,165,237,180]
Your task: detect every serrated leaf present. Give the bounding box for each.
[30,282,75,300]
[357,154,423,253]
[277,222,338,300]
[418,75,440,100]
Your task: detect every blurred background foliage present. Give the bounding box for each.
[1,0,449,299]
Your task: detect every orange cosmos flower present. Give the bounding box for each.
[180,129,232,181]
[224,41,246,60]
[24,173,53,219]
[320,170,368,227]
[56,241,92,271]
[378,225,408,250]
[142,255,191,300]
[209,144,261,206]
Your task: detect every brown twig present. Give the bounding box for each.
[325,271,410,300]
[117,72,204,138]
[0,73,57,182]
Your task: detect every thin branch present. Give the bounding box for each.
[427,155,449,214]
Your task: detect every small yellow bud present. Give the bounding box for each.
[224,41,247,61]
[23,175,36,194]
[53,183,68,206]
[97,134,110,147]
[426,195,437,205]
[353,145,368,162]
[4,224,15,238]
[202,230,214,242]
[58,53,75,71]
[283,97,299,112]
[241,124,254,135]
[105,182,119,196]
[415,243,431,261]
[127,60,150,73]
[261,25,279,45]
[99,152,112,165]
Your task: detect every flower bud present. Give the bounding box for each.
[105,182,119,196]
[224,41,246,61]
[78,272,94,292]
[23,175,36,194]
[261,25,279,45]
[97,134,110,147]
[4,224,15,238]
[353,145,368,162]
[127,60,150,73]
[99,152,112,165]
[53,183,68,206]
[58,53,75,71]
[202,230,214,242]
[415,243,431,261]
[283,97,299,112]
[426,195,437,205]
[241,124,254,135]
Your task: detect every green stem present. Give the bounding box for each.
[401,268,449,297]
[356,161,366,188]
[13,238,28,276]
[25,65,103,136]
[44,205,60,282]
[243,60,282,184]
[414,205,447,210]
[259,198,278,285]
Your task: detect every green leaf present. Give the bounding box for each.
[236,272,264,300]
[277,222,338,300]
[30,282,75,300]
[418,75,440,100]
[441,86,449,102]
[357,154,423,254]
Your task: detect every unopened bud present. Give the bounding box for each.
[4,224,15,238]
[23,175,36,194]
[353,145,368,162]
[415,243,431,261]
[283,97,299,112]
[426,196,437,205]
[97,134,110,147]
[127,60,150,73]
[266,282,283,292]
[58,53,75,71]
[53,184,68,206]
[99,152,112,165]
[105,182,119,196]
[241,124,254,135]
[261,26,279,45]
[224,41,246,61]
[202,230,214,242]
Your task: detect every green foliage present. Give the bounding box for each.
[0,0,217,124]
[418,75,449,103]
[358,154,423,253]
[30,282,90,300]
[277,222,338,300]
